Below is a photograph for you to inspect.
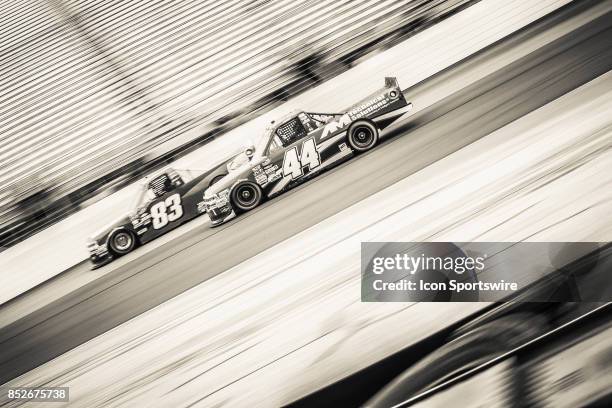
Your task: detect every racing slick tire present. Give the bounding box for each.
[108,229,136,256]
[348,120,379,152]
[231,181,263,213]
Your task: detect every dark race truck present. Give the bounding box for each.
[86,149,252,268]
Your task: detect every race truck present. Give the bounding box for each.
[204,77,413,225]
[86,149,252,268]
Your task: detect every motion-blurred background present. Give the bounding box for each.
[1,0,612,406]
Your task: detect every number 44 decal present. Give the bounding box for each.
[283,138,321,179]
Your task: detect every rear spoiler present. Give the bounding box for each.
[343,76,404,112]
[385,76,400,89]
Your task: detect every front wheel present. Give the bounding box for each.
[108,229,136,256]
[231,181,263,213]
[348,120,379,152]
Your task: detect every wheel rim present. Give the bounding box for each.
[236,184,258,207]
[352,125,375,148]
[113,231,132,251]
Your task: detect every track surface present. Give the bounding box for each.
[3,73,611,407]
[2,2,612,386]
[0,0,573,302]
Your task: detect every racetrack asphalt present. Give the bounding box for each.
[1,1,612,385]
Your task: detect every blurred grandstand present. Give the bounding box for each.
[0,0,476,248]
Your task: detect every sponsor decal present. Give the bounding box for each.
[267,171,281,183]
[203,190,229,212]
[252,165,268,185]
[348,94,390,120]
[131,212,151,228]
[321,93,392,139]
[298,112,316,132]
[322,114,352,139]
[197,201,207,213]
[264,164,281,183]
[310,113,335,123]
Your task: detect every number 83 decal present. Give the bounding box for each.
[283,138,321,179]
[150,193,184,229]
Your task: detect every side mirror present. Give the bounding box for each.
[245,147,254,159]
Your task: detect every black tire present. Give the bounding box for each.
[367,313,549,407]
[108,229,136,256]
[209,174,225,187]
[231,181,263,213]
[347,120,379,152]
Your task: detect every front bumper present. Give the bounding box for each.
[87,241,113,269]
[209,207,236,226]
[204,189,236,226]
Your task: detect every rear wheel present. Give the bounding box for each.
[348,120,379,152]
[231,181,263,213]
[109,229,136,256]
